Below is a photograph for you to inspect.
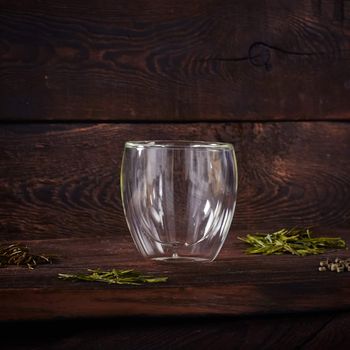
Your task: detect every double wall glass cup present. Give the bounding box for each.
[121,141,237,262]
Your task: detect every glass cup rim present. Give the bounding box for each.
[124,140,234,150]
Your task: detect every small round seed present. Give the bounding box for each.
[331,263,338,271]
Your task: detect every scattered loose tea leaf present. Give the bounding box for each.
[0,243,53,269]
[238,228,346,256]
[58,269,168,285]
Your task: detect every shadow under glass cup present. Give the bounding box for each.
[121,141,238,262]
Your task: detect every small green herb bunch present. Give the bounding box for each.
[58,269,168,285]
[239,228,346,256]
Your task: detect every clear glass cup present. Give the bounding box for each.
[121,141,238,262]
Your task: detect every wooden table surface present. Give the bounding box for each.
[2,1,350,348]
[1,229,350,348]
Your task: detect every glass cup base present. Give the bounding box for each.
[152,254,211,263]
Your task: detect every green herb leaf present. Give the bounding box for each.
[58,269,168,285]
[238,228,347,256]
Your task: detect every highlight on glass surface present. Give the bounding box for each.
[120,140,238,262]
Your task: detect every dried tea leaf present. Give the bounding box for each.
[58,269,168,285]
[0,243,53,269]
[238,229,346,256]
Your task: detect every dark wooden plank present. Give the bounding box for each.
[1,312,342,349]
[1,122,350,240]
[1,0,350,121]
[0,232,350,321]
[303,312,350,348]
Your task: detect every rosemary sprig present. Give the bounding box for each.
[238,228,347,256]
[58,269,168,285]
[0,243,53,269]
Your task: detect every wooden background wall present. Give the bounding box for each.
[1,0,350,241]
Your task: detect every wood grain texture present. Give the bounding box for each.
[2,312,346,349]
[1,0,350,121]
[0,231,350,322]
[304,312,350,348]
[1,122,350,240]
